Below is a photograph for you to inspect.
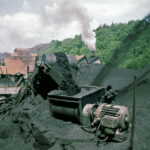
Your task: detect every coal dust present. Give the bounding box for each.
[0,61,150,150]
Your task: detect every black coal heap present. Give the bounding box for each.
[0,55,150,150]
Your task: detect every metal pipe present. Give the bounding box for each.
[129,75,136,150]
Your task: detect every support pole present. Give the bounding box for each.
[129,75,136,150]
[6,68,9,87]
[27,66,29,79]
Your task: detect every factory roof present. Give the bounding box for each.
[0,59,26,75]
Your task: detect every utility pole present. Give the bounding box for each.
[129,75,136,150]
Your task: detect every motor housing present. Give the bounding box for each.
[82,103,129,141]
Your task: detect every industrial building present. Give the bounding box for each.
[0,48,38,76]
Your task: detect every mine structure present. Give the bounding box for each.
[0,52,129,143]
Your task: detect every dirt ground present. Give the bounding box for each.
[0,63,150,150]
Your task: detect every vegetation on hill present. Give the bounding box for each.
[37,20,150,69]
[37,36,91,58]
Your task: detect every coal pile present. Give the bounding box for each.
[0,95,96,150]
[31,66,59,98]
[54,52,80,95]
[0,62,150,150]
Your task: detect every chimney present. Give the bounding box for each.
[91,50,95,57]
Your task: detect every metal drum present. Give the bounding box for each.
[42,53,78,69]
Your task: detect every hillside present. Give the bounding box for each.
[30,40,58,53]
[35,20,150,69]
[96,20,150,69]
[36,36,91,58]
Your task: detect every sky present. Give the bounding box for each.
[0,0,149,53]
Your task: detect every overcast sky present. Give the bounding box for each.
[0,0,149,53]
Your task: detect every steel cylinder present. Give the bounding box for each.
[42,53,78,69]
[50,103,80,123]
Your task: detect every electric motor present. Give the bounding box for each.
[82,103,129,141]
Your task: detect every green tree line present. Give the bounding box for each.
[38,20,150,69]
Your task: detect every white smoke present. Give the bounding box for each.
[42,0,96,50]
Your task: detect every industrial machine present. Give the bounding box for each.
[0,52,80,112]
[16,52,80,103]
[48,87,129,142]
[1,52,129,142]
[83,103,129,141]
[48,85,105,124]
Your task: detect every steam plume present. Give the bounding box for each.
[42,0,96,50]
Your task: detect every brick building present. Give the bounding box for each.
[11,48,37,67]
[0,48,38,76]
